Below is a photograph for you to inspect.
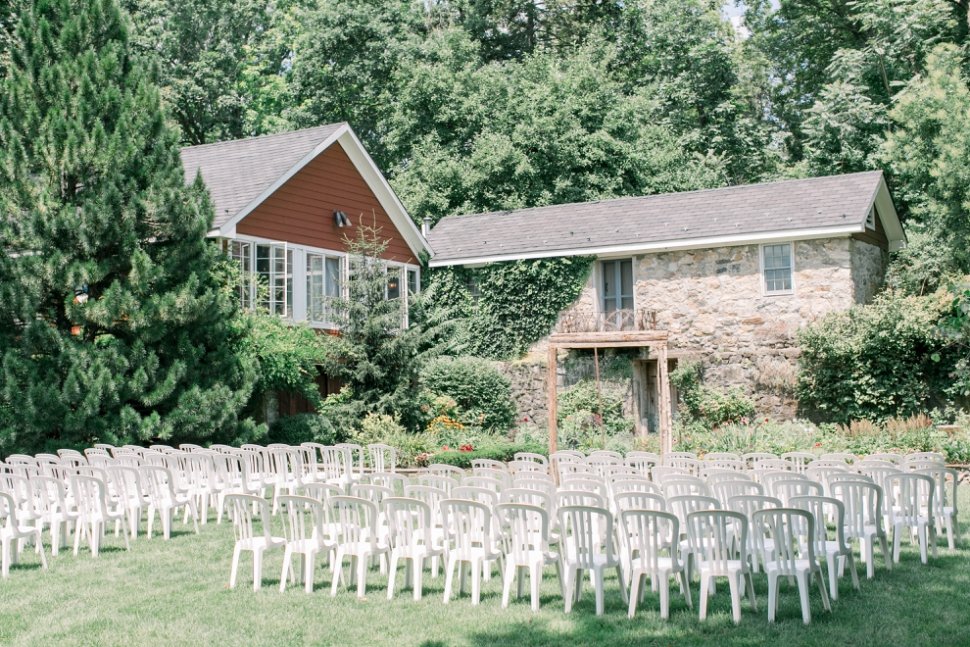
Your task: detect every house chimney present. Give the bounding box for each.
[422,217,432,237]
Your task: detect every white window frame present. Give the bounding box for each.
[759,242,795,296]
[598,257,635,328]
[225,234,421,330]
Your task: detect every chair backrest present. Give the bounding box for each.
[610,479,661,498]
[366,472,410,495]
[751,508,817,576]
[349,483,394,509]
[367,443,397,474]
[559,476,607,498]
[441,498,496,557]
[508,459,546,475]
[139,466,178,507]
[452,485,499,511]
[703,452,742,462]
[29,475,68,517]
[424,464,465,480]
[663,456,701,476]
[711,479,764,506]
[299,482,343,502]
[864,453,901,464]
[328,495,379,548]
[501,487,554,514]
[495,503,550,561]
[704,469,752,486]
[686,509,748,575]
[771,478,823,506]
[71,475,108,520]
[558,505,615,567]
[614,491,666,513]
[667,494,719,533]
[107,465,144,505]
[0,490,25,536]
[781,451,815,473]
[470,458,506,472]
[333,443,365,477]
[278,495,324,543]
[903,451,945,465]
[884,473,934,524]
[819,452,856,465]
[742,452,779,469]
[513,452,548,466]
[855,465,899,491]
[916,467,958,517]
[416,474,459,495]
[624,451,660,478]
[618,509,680,573]
[661,476,711,499]
[461,475,504,494]
[727,494,782,519]
[790,494,851,557]
[225,493,273,543]
[404,485,448,525]
[556,489,606,510]
[830,480,885,540]
[704,458,745,473]
[384,497,434,550]
[650,465,690,484]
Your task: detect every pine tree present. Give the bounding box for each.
[0,0,258,452]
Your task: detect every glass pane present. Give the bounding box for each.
[620,260,633,297]
[602,261,616,300]
[325,257,341,298]
[407,268,419,295]
[763,244,793,293]
[387,267,401,300]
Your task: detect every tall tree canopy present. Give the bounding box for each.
[0,0,257,452]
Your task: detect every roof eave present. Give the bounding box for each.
[428,225,863,267]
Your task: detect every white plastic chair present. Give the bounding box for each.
[770,479,823,507]
[70,475,130,557]
[619,509,691,620]
[751,508,831,624]
[662,476,711,499]
[226,493,286,591]
[384,497,444,601]
[495,502,560,612]
[28,475,77,557]
[278,495,330,593]
[884,472,936,564]
[0,490,47,577]
[830,480,891,579]
[441,498,502,606]
[328,495,387,598]
[710,480,764,507]
[367,443,397,474]
[686,509,756,625]
[417,474,460,495]
[558,504,626,615]
[917,467,960,550]
[790,495,860,601]
[140,465,200,540]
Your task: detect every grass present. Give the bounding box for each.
[1,488,969,647]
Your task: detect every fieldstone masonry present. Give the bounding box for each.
[511,237,886,419]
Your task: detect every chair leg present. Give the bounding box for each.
[880,533,892,571]
[280,547,292,593]
[253,548,263,591]
[330,549,344,597]
[387,553,399,600]
[563,567,575,614]
[356,552,367,598]
[413,557,424,601]
[628,572,641,619]
[501,560,515,609]
[727,572,742,625]
[442,554,456,604]
[680,571,693,610]
[827,556,839,601]
[767,572,778,623]
[796,571,811,625]
[530,563,541,612]
[816,565,832,613]
[659,574,671,620]
[699,574,710,621]
[471,558,482,606]
[593,567,605,616]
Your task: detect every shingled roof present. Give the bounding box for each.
[427,170,904,267]
[180,123,344,228]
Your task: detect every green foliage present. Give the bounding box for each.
[420,356,516,432]
[940,280,970,399]
[797,289,960,423]
[673,416,970,464]
[670,361,756,428]
[430,438,547,469]
[0,0,256,454]
[427,256,594,360]
[557,380,629,434]
[265,412,343,446]
[242,314,337,411]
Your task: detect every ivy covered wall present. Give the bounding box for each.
[427,256,594,359]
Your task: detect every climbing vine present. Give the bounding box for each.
[427,256,594,359]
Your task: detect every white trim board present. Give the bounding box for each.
[428,225,862,268]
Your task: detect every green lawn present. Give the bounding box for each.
[1,488,968,647]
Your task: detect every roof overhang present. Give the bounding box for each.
[207,125,431,259]
[870,174,906,252]
[428,225,865,268]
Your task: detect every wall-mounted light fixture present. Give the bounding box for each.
[73,284,89,305]
[334,210,352,228]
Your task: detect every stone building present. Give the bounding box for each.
[426,171,905,429]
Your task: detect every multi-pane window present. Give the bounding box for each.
[307,253,343,324]
[229,240,253,310]
[255,243,292,316]
[407,268,419,295]
[601,259,634,329]
[762,243,793,294]
[386,266,402,300]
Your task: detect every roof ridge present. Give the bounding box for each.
[180,122,347,154]
[433,170,885,225]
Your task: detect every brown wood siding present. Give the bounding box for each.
[851,207,889,250]
[237,142,417,264]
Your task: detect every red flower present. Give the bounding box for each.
[459,444,473,452]
[813,442,822,448]
[441,445,450,451]
[522,416,530,422]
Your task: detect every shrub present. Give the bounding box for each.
[558,380,631,435]
[430,437,547,468]
[797,289,959,423]
[670,361,756,427]
[421,356,517,432]
[266,413,344,446]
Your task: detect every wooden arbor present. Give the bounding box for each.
[546,330,674,457]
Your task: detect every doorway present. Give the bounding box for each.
[633,358,678,437]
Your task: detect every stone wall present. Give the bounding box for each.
[520,237,887,419]
[496,361,552,428]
